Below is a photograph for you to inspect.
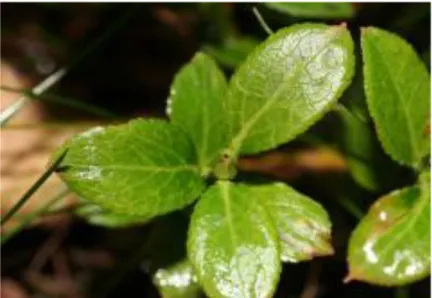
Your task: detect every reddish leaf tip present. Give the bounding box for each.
[343,273,356,284]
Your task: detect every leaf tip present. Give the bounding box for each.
[338,22,347,28]
[343,267,362,284]
[328,22,349,35]
[311,239,335,258]
[343,273,356,284]
[323,244,335,256]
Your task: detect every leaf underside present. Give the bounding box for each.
[75,203,148,228]
[255,182,333,263]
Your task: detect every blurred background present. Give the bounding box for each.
[1,3,430,298]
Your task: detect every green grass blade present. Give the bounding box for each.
[1,188,69,245]
[252,6,274,35]
[0,149,68,226]
[1,85,118,118]
[0,68,67,127]
[0,6,137,127]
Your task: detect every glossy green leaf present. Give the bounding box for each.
[153,259,204,298]
[188,181,280,298]
[168,53,228,174]
[347,175,431,285]
[361,27,431,167]
[256,183,333,262]
[75,204,148,228]
[225,23,354,157]
[264,2,354,19]
[54,119,205,219]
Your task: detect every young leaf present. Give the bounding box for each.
[54,119,205,219]
[153,260,204,298]
[361,27,431,167]
[225,23,354,157]
[264,3,354,19]
[188,181,280,298]
[75,204,149,228]
[347,176,430,286]
[255,183,333,262]
[168,53,229,174]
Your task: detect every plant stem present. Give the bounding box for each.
[252,6,274,35]
[0,149,68,226]
[0,5,137,127]
[1,188,69,245]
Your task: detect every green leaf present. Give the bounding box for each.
[75,204,148,228]
[255,183,333,262]
[153,259,204,298]
[188,181,280,298]
[361,27,431,167]
[347,178,431,285]
[264,2,354,19]
[168,53,229,175]
[225,23,354,157]
[54,119,205,219]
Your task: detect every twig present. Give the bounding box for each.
[29,222,69,271]
[300,261,323,298]
[52,250,81,298]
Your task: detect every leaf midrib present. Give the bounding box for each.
[220,182,237,248]
[66,164,198,172]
